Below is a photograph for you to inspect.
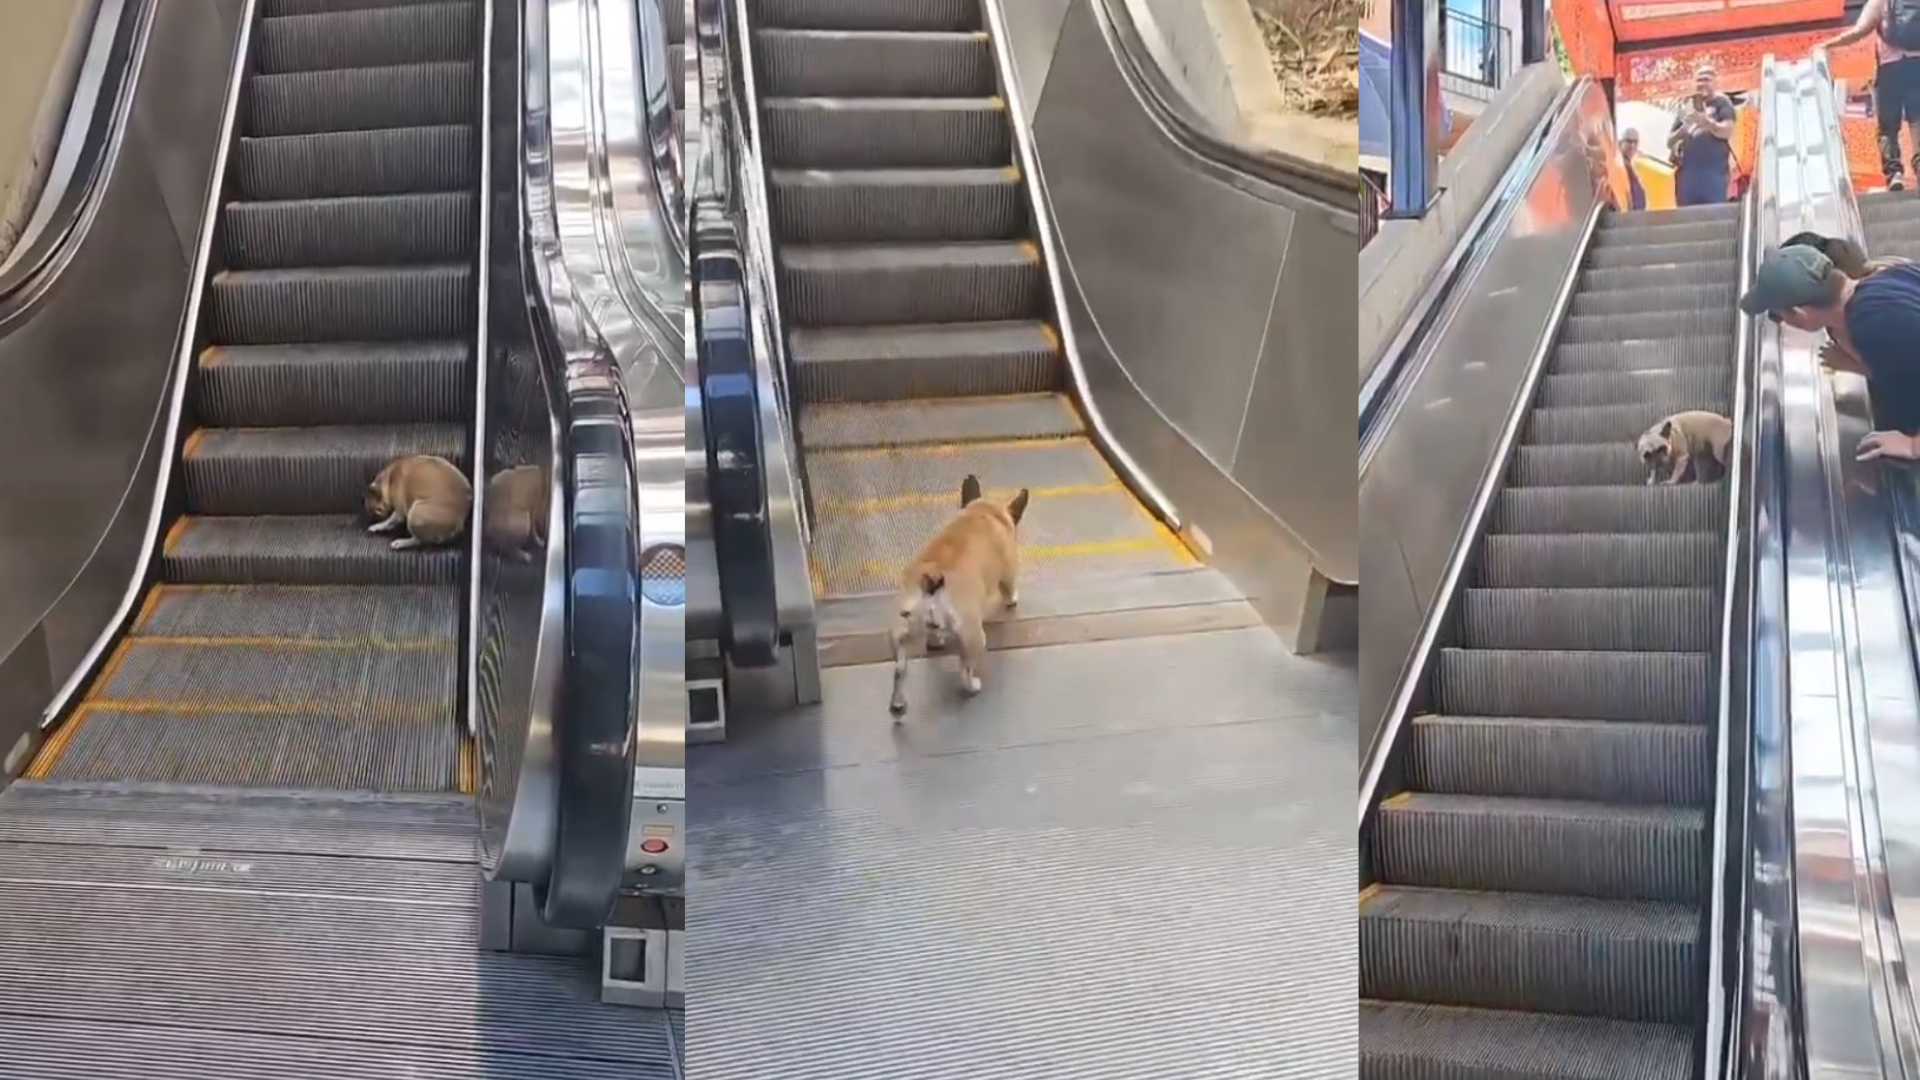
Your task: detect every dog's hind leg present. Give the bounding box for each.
[888,601,919,718]
[957,621,987,696]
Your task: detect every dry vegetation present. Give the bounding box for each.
[1254,0,1361,120]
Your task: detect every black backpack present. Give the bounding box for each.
[1888,0,1920,52]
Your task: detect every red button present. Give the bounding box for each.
[640,838,669,854]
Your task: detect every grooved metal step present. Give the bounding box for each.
[762,97,1010,169]
[1409,714,1711,805]
[182,424,466,516]
[1535,367,1729,409]
[198,341,470,426]
[255,2,477,74]
[1567,283,1736,318]
[1359,885,1698,1024]
[1558,308,1735,345]
[1373,793,1705,901]
[1510,444,1657,487]
[1477,533,1722,588]
[208,264,472,344]
[1551,336,1734,374]
[163,515,463,586]
[1590,218,1733,248]
[751,0,980,31]
[780,241,1042,326]
[1581,260,1740,293]
[246,61,476,138]
[756,29,993,97]
[235,125,476,200]
[1359,1000,1693,1080]
[800,392,1083,450]
[1584,239,1737,270]
[222,191,475,269]
[1459,587,1717,651]
[1490,483,1727,534]
[1525,400,1732,445]
[1434,648,1713,723]
[791,320,1059,402]
[769,167,1025,244]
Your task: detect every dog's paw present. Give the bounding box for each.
[961,673,983,695]
[390,537,421,551]
[889,699,907,718]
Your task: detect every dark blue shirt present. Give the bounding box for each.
[1845,262,1920,429]
[1672,95,1735,195]
[1626,158,1647,210]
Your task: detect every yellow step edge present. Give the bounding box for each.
[128,635,455,652]
[816,480,1122,516]
[1358,883,1382,908]
[80,699,449,721]
[822,535,1188,588]
[809,433,1086,462]
[458,738,477,795]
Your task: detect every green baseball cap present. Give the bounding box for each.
[1739,243,1836,316]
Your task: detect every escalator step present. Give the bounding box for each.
[1578,260,1740,294]
[1558,309,1734,345]
[136,583,460,640]
[235,124,476,200]
[1535,368,1729,409]
[1510,444,1652,487]
[667,35,684,113]
[1550,336,1734,375]
[1585,239,1736,271]
[1409,714,1711,805]
[1459,587,1717,651]
[198,341,470,427]
[1491,484,1726,535]
[768,167,1025,244]
[255,2,475,75]
[1359,1000,1694,1080]
[1478,533,1721,588]
[1526,400,1731,445]
[1615,201,1739,224]
[163,515,462,585]
[208,263,472,344]
[1358,886,1697,1024]
[81,635,454,721]
[1373,793,1704,902]
[779,241,1043,326]
[1591,219,1732,249]
[182,424,467,516]
[222,191,475,269]
[750,0,980,32]
[801,391,1082,450]
[1567,283,1737,318]
[266,0,457,16]
[791,320,1059,403]
[665,0,685,40]
[756,29,994,98]
[806,427,1117,507]
[246,60,476,138]
[762,97,1010,170]
[1434,648,1712,724]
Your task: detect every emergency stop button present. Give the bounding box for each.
[640,838,669,855]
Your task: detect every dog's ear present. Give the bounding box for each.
[1008,488,1030,524]
[1660,420,1674,439]
[960,474,982,507]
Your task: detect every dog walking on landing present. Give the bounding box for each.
[1636,410,1733,485]
[889,475,1030,719]
[366,455,473,550]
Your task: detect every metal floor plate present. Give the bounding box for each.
[688,626,1355,1078]
[0,782,680,1079]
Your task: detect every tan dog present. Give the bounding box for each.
[888,474,1029,718]
[1636,410,1733,485]
[365,455,473,550]
[483,464,549,562]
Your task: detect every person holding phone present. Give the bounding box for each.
[1668,65,1737,206]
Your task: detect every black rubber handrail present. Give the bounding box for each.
[0,0,149,312]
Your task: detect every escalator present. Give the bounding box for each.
[0,0,667,1071]
[1360,201,1740,1076]
[743,0,1190,598]
[1862,188,1920,262]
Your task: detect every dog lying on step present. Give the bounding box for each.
[366,455,472,550]
[889,474,1030,719]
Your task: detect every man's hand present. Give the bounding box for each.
[1819,338,1867,373]
[1857,430,1920,461]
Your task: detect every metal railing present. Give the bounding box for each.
[1361,171,1383,246]
[1441,7,1510,90]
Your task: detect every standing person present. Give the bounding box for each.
[1621,127,1648,210]
[1818,0,1920,191]
[1668,66,1737,206]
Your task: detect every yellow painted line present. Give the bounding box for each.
[198,346,224,368]
[810,433,1085,462]
[1380,791,1414,807]
[817,481,1121,516]
[1039,323,1060,350]
[133,588,166,631]
[458,738,477,795]
[989,95,1006,109]
[25,715,85,779]
[827,536,1187,586]
[999,165,1022,181]
[129,635,453,652]
[1358,883,1381,907]
[180,429,209,460]
[808,559,828,597]
[81,699,449,721]
[162,517,192,554]
[1017,240,1040,261]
